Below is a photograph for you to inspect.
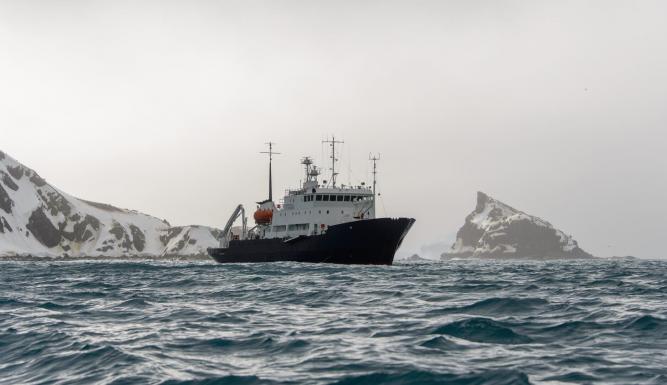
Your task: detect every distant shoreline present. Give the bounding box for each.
[0,254,212,262]
[0,254,648,262]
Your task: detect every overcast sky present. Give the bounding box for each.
[1,0,665,258]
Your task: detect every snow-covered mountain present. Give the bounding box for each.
[442,192,593,260]
[0,150,221,258]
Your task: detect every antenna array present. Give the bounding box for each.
[260,142,280,201]
[369,153,380,197]
[322,136,344,187]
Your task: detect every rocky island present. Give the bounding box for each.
[442,192,594,260]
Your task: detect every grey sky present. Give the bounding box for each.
[1,0,665,258]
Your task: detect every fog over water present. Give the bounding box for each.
[1,1,665,258]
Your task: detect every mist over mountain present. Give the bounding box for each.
[0,150,221,258]
[443,192,593,260]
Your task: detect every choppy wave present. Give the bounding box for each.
[1,259,667,384]
[432,317,533,345]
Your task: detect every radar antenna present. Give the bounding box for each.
[301,156,319,182]
[260,142,280,201]
[322,136,344,187]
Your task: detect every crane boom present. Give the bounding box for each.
[220,204,247,248]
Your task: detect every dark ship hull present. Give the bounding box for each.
[208,218,415,265]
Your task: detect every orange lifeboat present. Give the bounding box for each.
[253,209,273,225]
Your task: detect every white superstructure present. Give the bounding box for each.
[261,157,375,239]
[219,139,379,247]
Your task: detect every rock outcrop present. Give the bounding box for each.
[0,150,221,258]
[442,192,593,260]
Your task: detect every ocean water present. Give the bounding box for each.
[1,259,666,385]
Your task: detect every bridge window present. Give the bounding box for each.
[344,195,350,202]
[316,195,322,201]
[337,195,344,202]
[323,195,330,201]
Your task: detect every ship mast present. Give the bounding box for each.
[322,136,344,187]
[369,153,380,197]
[260,142,280,201]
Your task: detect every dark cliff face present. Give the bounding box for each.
[7,165,25,181]
[1,171,19,191]
[443,192,594,260]
[27,208,62,248]
[0,184,13,214]
[129,225,146,252]
[452,222,483,258]
[0,216,12,234]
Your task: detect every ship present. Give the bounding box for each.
[207,138,415,265]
